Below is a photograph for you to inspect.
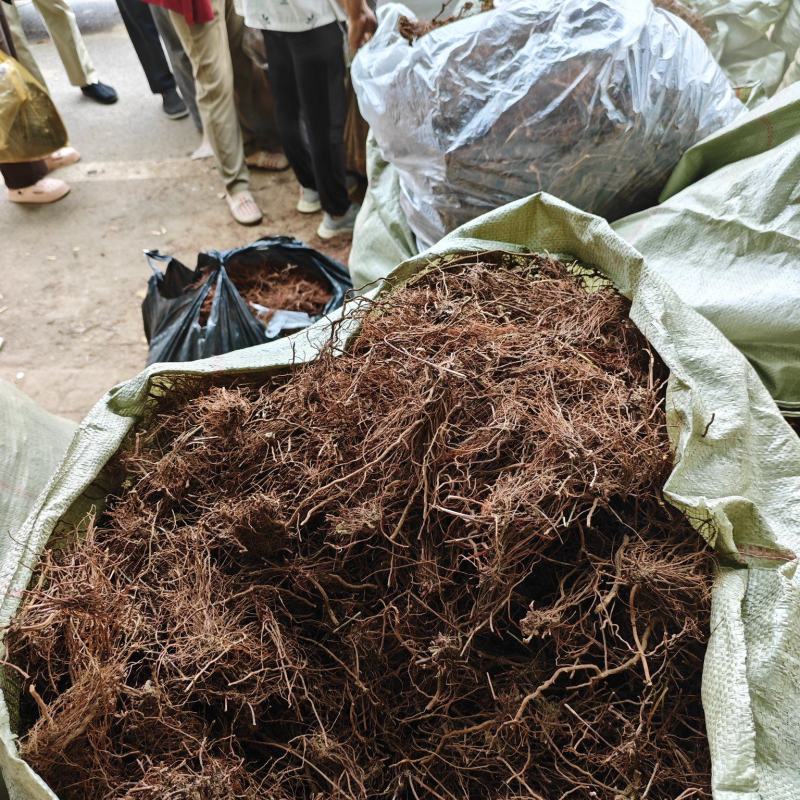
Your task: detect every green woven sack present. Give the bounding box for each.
[1,196,798,799]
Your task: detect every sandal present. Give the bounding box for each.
[245,150,289,171]
[7,177,71,205]
[44,146,81,172]
[226,190,263,225]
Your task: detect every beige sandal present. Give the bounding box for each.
[226,190,263,225]
[245,150,289,171]
[44,146,81,172]
[7,177,71,205]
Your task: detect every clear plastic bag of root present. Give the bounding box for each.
[0,51,67,163]
[352,0,744,248]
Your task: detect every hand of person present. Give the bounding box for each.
[348,5,377,53]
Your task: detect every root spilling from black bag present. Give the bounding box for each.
[192,259,333,327]
[141,237,351,364]
[8,252,714,799]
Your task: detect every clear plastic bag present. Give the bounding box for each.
[352,0,744,247]
[0,51,66,163]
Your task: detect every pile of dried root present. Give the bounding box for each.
[192,257,332,326]
[654,0,712,41]
[7,252,714,799]
[399,0,708,45]
[368,0,739,247]
[398,0,494,44]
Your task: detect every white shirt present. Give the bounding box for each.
[236,0,346,31]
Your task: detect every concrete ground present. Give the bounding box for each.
[0,0,351,420]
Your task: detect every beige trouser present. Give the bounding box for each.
[5,0,96,87]
[170,0,261,195]
[3,0,48,85]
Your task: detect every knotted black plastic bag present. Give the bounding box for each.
[142,236,351,365]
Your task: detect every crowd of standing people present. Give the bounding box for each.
[0,0,377,237]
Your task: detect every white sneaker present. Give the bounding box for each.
[297,187,322,214]
[317,203,360,240]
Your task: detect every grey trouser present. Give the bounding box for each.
[150,3,201,131]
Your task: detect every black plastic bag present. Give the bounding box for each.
[142,236,351,365]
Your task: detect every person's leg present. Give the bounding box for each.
[29,0,97,87]
[169,0,252,202]
[115,0,175,95]
[2,160,69,203]
[224,0,270,152]
[3,0,48,86]
[287,23,349,216]
[1,160,48,189]
[150,4,202,130]
[262,29,315,191]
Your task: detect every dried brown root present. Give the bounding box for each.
[191,256,332,326]
[398,0,495,44]
[7,252,713,800]
[654,0,712,41]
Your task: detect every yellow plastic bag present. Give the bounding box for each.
[0,51,66,163]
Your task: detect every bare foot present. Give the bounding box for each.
[191,138,214,160]
[226,190,263,225]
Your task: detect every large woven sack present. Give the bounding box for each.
[615,82,800,415]
[0,196,798,799]
[350,83,800,415]
[0,381,75,542]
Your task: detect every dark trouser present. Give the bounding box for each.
[150,3,201,130]
[263,23,349,217]
[1,160,48,188]
[116,0,175,94]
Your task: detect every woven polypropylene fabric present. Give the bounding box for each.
[616,83,800,413]
[1,195,798,799]
[0,381,75,551]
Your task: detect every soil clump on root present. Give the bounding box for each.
[7,252,714,799]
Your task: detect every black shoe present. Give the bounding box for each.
[81,82,118,104]
[161,87,189,120]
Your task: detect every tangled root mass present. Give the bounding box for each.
[8,252,713,799]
